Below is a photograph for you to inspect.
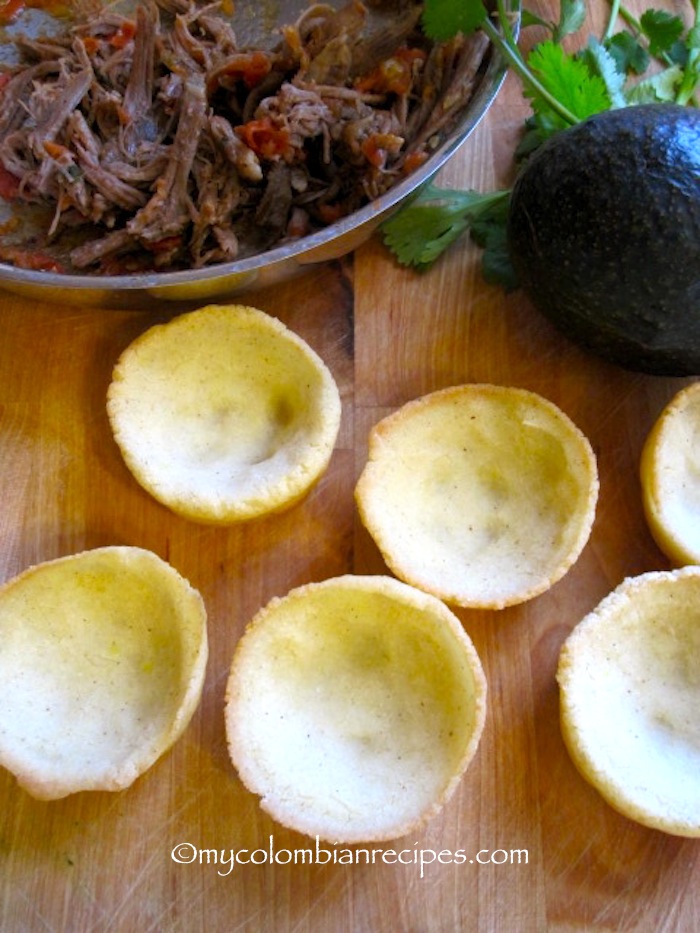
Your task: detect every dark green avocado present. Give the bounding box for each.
[507,103,700,376]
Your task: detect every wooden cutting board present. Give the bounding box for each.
[1,1,699,930]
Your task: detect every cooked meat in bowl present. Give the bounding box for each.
[0,0,492,277]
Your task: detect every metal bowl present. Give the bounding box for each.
[0,1,512,309]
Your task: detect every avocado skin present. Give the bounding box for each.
[507,103,700,376]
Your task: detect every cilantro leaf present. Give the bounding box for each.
[581,37,627,108]
[553,0,587,41]
[640,9,685,58]
[605,31,650,75]
[469,197,519,290]
[381,185,510,273]
[625,62,684,101]
[520,0,586,42]
[520,9,552,30]
[421,0,487,41]
[677,22,700,103]
[525,40,612,123]
[514,113,562,157]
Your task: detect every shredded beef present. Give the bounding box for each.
[0,0,491,275]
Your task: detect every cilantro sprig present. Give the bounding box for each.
[382,185,515,283]
[382,0,700,283]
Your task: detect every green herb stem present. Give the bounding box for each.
[676,0,700,105]
[603,0,622,41]
[495,0,519,47]
[481,14,581,125]
[614,5,644,36]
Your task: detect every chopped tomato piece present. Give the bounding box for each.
[147,235,183,254]
[286,207,310,238]
[109,20,136,50]
[239,51,272,88]
[43,141,71,161]
[0,243,65,273]
[236,117,294,161]
[402,150,429,174]
[0,165,21,200]
[209,51,272,94]
[317,203,344,224]
[355,47,427,96]
[115,104,130,126]
[361,136,383,169]
[361,133,403,170]
[81,35,101,56]
[0,0,69,26]
[0,0,27,25]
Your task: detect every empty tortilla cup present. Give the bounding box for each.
[225,574,487,843]
[107,304,342,524]
[355,384,598,609]
[557,567,700,836]
[0,546,208,800]
[640,381,700,566]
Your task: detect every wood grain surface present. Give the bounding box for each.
[1,1,699,930]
